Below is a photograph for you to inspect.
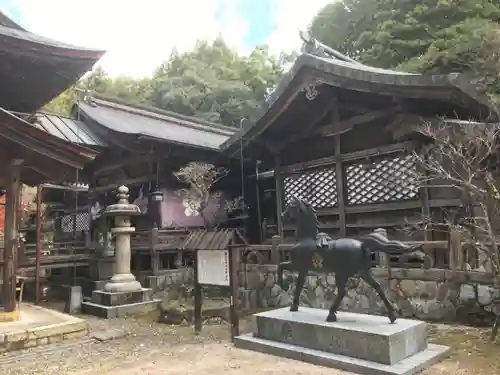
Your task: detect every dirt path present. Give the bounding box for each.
[66,338,496,375]
[69,342,352,375]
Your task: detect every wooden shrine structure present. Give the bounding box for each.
[0,11,104,317]
[5,24,500,308]
[220,38,499,272]
[15,92,258,296]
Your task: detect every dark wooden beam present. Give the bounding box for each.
[282,140,416,174]
[276,94,336,152]
[92,153,153,176]
[319,106,402,137]
[279,106,402,147]
[385,114,427,140]
[0,118,86,169]
[274,154,285,241]
[90,174,156,195]
[333,107,346,237]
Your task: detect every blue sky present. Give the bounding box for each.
[0,0,331,77]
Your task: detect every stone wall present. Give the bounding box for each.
[142,268,194,299]
[237,264,500,323]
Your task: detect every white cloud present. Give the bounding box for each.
[9,0,331,78]
[13,0,249,78]
[266,0,332,54]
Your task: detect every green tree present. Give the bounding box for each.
[148,38,294,127]
[309,0,378,61]
[310,0,500,101]
[44,39,291,125]
[44,66,151,115]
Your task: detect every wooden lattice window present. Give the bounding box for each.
[345,154,418,205]
[284,168,338,209]
[61,212,90,233]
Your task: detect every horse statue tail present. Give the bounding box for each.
[360,230,422,254]
[277,261,292,288]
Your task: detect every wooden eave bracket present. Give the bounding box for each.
[385,114,427,140]
[320,105,402,137]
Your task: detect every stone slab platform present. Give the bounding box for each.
[0,303,88,353]
[254,307,427,365]
[91,288,154,306]
[82,299,161,319]
[235,334,450,375]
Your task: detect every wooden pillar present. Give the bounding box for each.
[417,154,433,262]
[35,185,42,304]
[274,154,285,240]
[16,183,23,265]
[448,228,462,278]
[332,104,346,237]
[3,159,22,313]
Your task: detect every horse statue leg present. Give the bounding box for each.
[326,275,348,322]
[359,269,397,323]
[290,269,306,312]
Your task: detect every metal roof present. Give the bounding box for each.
[30,112,106,147]
[77,98,237,150]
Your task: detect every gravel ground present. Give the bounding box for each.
[1,303,498,375]
[1,303,235,375]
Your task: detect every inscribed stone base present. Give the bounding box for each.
[81,288,159,319]
[234,307,450,375]
[254,307,427,365]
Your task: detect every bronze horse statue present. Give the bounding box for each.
[277,197,423,324]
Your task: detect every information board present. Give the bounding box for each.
[196,249,230,286]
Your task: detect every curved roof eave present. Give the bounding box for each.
[220,53,499,156]
[0,107,99,169]
[0,13,105,112]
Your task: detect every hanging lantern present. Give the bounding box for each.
[150,189,163,202]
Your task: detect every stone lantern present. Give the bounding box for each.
[82,186,160,318]
[103,185,142,293]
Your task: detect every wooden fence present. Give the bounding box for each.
[241,229,495,285]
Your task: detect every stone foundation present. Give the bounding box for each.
[236,307,450,375]
[238,264,500,323]
[140,268,193,295]
[82,288,160,319]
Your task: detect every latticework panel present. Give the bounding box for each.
[61,212,90,233]
[346,155,418,205]
[284,168,338,209]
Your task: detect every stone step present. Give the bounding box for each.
[235,334,450,375]
[82,299,160,319]
[91,288,153,306]
[253,307,427,365]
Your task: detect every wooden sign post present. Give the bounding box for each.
[187,230,244,340]
[194,247,240,339]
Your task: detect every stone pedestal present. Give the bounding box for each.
[82,186,160,319]
[82,288,159,318]
[235,307,450,375]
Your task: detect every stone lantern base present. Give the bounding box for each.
[82,288,161,319]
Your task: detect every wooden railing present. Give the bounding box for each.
[0,238,93,271]
[131,228,191,273]
[131,228,189,252]
[240,229,496,285]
